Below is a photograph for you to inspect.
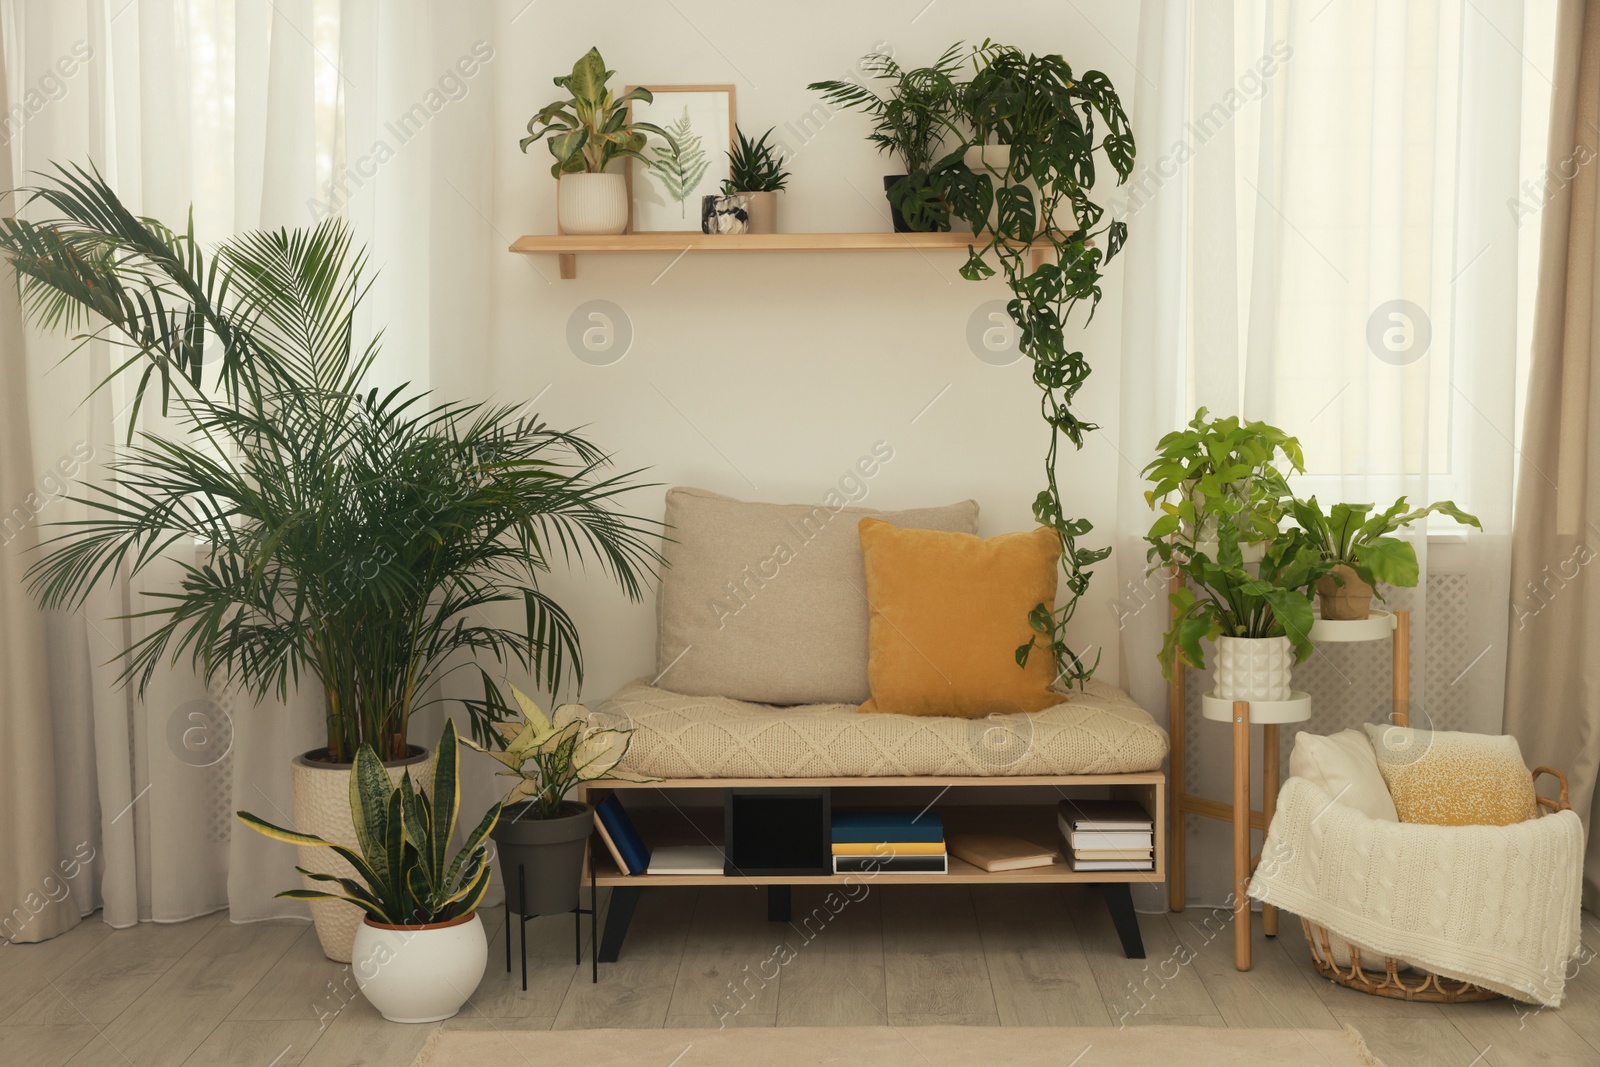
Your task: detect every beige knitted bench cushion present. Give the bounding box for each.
[595,680,1169,779]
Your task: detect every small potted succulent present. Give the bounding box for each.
[808,45,965,232]
[238,721,499,1024]
[722,125,791,234]
[521,47,679,234]
[464,685,652,917]
[1290,497,1482,620]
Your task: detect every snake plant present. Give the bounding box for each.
[238,720,500,925]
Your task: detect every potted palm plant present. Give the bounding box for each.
[0,164,661,961]
[1290,496,1482,620]
[722,125,791,234]
[521,46,679,234]
[240,721,499,1024]
[464,685,651,918]
[808,44,966,232]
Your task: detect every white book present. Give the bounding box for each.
[646,845,725,876]
[1057,799,1153,831]
[1070,858,1155,871]
[1063,827,1154,850]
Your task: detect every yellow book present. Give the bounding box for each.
[830,841,946,856]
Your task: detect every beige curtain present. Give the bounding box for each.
[1504,0,1600,910]
[0,21,80,944]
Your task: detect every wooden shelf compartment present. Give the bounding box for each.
[509,230,985,279]
[581,775,1164,888]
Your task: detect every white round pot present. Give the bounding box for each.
[1212,635,1295,702]
[291,746,432,963]
[351,912,487,1024]
[558,172,629,235]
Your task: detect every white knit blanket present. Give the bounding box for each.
[1248,776,1586,1006]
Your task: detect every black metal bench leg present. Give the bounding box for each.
[767,885,791,923]
[598,886,642,964]
[1103,883,1145,959]
[518,864,528,991]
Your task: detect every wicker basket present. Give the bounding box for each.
[1299,765,1570,1004]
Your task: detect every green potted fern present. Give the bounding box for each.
[240,721,499,1024]
[722,125,791,234]
[0,165,661,962]
[521,46,679,234]
[1289,497,1481,620]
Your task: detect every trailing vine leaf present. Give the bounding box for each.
[647,107,709,217]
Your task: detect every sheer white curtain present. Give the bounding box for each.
[1118,0,1550,905]
[2,0,495,933]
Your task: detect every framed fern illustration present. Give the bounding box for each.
[625,85,735,232]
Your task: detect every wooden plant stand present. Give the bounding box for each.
[1166,569,1411,971]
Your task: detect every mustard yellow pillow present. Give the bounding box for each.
[1362,725,1539,826]
[856,518,1062,717]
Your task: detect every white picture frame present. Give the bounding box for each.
[626,85,735,233]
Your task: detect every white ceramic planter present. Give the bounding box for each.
[558,172,629,235]
[351,913,487,1024]
[291,747,432,963]
[1212,635,1294,702]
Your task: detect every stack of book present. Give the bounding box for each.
[830,811,947,874]
[1058,799,1154,871]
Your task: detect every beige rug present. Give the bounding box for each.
[412,1024,1385,1066]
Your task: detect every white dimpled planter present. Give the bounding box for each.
[350,912,487,1024]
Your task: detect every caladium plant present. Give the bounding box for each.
[463,684,653,819]
[520,46,679,177]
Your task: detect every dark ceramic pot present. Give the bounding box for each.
[492,801,590,916]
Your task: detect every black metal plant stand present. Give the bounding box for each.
[504,862,597,989]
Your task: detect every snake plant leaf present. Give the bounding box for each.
[293,867,387,912]
[445,853,494,914]
[429,719,461,884]
[349,745,392,871]
[275,888,389,922]
[443,801,502,893]
[235,811,331,848]
[384,787,405,913]
[398,772,430,880]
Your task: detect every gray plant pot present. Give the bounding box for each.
[492,801,591,916]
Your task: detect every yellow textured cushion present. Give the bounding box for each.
[1362,724,1539,826]
[856,518,1062,718]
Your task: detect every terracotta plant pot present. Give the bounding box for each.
[736,190,778,233]
[292,745,432,963]
[1316,564,1375,620]
[491,801,591,916]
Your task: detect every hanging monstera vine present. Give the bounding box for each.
[890,43,1135,688]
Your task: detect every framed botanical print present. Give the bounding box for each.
[625,84,736,232]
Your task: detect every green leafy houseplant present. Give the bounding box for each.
[1142,407,1306,548]
[1148,515,1331,680]
[722,125,791,194]
[1290,496,1481,617]
[463,683,653,819]
[808,44,969,179]
[520,46,678,177]
[238,720,499,925]
[0,164,662,762]
[886,43,1134,686]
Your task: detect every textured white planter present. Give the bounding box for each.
[557,172,629,235]
[291,747,432,963]
[351,913,487,1024]
[1213,635,1294,702]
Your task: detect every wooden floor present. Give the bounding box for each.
[3,885,1597,1066]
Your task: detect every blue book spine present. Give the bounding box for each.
[596,794,651,875]
[830,813,945,844]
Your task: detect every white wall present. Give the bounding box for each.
[478,0,1145,706]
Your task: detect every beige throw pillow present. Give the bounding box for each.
[654,486,979,705]
[1362,724,1539,826]
[1288,729,1398,822]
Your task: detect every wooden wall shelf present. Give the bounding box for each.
[509,231,982,279]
